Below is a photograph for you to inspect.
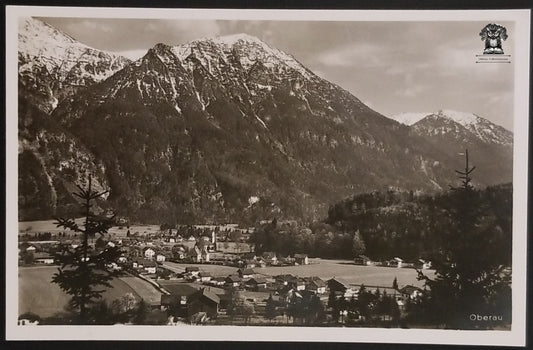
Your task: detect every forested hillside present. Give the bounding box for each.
[252,184,512,263]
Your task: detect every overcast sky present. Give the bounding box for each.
[41,18,515,130]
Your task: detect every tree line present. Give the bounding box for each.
[251,183,511,264]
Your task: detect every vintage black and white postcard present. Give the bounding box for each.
[5,6,530,346]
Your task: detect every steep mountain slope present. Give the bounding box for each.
[18,97,109,219]
[18,23,513,223]
[18,17,129,220]
[50,35,478,223]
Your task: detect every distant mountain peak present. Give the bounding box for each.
[411,110,512,146]
[435,109,479,126]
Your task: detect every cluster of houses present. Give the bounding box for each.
[158,266,330,320]
[232,251,310,269]
[156,264,425,324]
[18,241,58,265]
[177,267,322,294]
[354,255,432,269]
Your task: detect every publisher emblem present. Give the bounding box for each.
[480,23,507,54]
[476,23,511,63]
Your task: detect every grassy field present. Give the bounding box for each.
[164,259,433,288]
[19,219,84,234]
[256,259,433,288]
[18,219,161,237]
[119,276,162,305]
[18,266,147,318]
[163,261,240,276]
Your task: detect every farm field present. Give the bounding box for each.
[19,220,247,237]
[18,219,161,237]
[119,275,162,305]
[18,266,148,318]
[163,261,238,276]
[19,218,84,234]
[256,259,433,288]
[163,259,433,288]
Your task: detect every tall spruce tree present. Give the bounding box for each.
[418,150,512,328]
[52,175,122,324]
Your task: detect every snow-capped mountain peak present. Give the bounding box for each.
[407,109,513,146]
[165,33,311,79]
[18,17,130,113]
[391,109,512,146]
[19,17,129,74]
[436,109,479,127]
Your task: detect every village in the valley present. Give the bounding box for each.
[18,219,432,326]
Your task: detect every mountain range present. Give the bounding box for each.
[17,18,513,223]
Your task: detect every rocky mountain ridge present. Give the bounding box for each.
[18,19,513,223]
[18,17,130,113]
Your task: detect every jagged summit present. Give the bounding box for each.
[391,109,512,146]
[152,33,313,79]
[435,109,480,126]
[391,110,482,127]
[19,17,127,70]
[18,17,130,113]
[19,17,79,51]
[415,110,512,145]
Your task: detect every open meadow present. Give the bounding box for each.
[164,259,433,289]
[256,259,433,288]
[18,266,160,318]
[18,219,161,237]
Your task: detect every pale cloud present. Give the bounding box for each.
[315,43,388,68]
[396,85,426,98]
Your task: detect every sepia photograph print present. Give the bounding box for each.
[5,6,530,346]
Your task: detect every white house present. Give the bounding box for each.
[307,277,326,294]
[294,254,309,265]
[156,254,166,263]
[33,252,54,264]
[18,314,40,326]
[400,285,424,300]
[142,260,157,274]
[419,259,432,269]
[144,248,156,259]
[296,279,306,291]
[190,245,210,263]
[185,266,200,277]
[238,268,254,279]
[392,257,404,268]
[262,252,278,265]
[198,271,212,282]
